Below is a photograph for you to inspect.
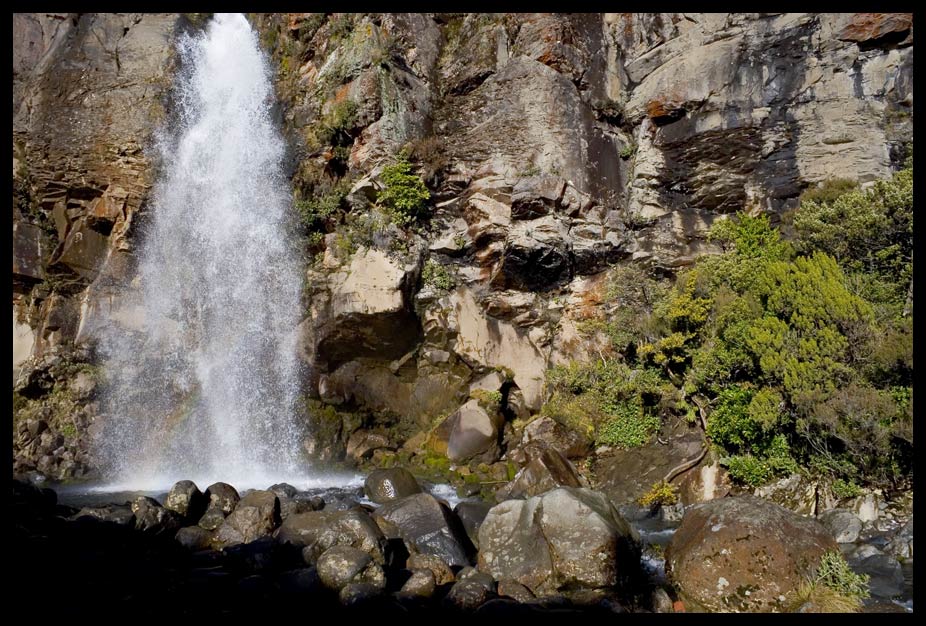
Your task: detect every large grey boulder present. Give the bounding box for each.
[886,517,913,560]
[519,416,591,459]
[407,553,455,586]
[430,399,504,464]
[477,487,640,596]
[496,442,582,501]
[212,490,280,548]
[454,501,492,550]
[398,569,437,599]
[364,468,422,504]
[373,493,473,567]
[819,509,863,544]
[277,508,386,564]
[317,545,386,592]
[666,495,838,612]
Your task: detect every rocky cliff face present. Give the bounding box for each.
[12,13,913,485]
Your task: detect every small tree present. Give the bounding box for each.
[377,151,430,226]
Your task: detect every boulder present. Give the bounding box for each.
[819,509,863,544]
[399,568,437,598]
[165,480,207,521]
[339,582,385,607]
[497,580,536,603]
[203,482,240,514]
[886,517,913,560]
[431,399,504,464]
[677,461,733,506]
[317,545,386,592]
[72,505,135,527]
[346,430,393,463]
[364,468,422,504]
[477,487,640,596]
[175,526,214,551]
[850,492,880,524]
[373,493,473,567]
[520,416,591,459]
[665,495,838,612]
[406,553,455,586]
[198,507,228,531]
[454,501,492,550]
[457,566,496,590]
[268,483,298,499]
[445,579,494,611]
[753,474,820,516]
[651,587,675,613]
[213,490,280,548]
[131,496,182,534]
[855,553,904,599]
[497,442,582,501]
[277,508,386,564]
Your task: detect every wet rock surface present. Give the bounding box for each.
[13,477,913,615]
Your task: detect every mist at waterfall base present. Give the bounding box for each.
[91,13,354,493]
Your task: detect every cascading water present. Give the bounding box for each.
[94,13,317,490]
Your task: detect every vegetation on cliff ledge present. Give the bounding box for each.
[545,155,913,490]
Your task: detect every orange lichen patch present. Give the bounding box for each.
[333,83,352,104]
[646,96,686,122]
[286,13,313,33]
[838,13,912,44]
[673,600,686,613]
[620,13,633,39]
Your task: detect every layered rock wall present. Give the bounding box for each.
[11,13,913,480]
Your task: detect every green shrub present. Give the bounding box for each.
[799,178,858,206]
[422,259,455,293]
[595,397,660,448]
[721,453,771,487]
[638,480,678,507]
[831,478,862,499]
[470,389,502,411]
[295,185,345,231]
[793,165,912,303]
[815,550,870,602]
[377,152,430,225]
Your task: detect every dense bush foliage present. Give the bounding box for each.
[376,152,431,225]
[542,157,913,488]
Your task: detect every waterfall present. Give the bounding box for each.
[95,13,308,490]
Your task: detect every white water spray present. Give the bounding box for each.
[95,14,317,490]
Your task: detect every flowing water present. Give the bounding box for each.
[94,13,313,491]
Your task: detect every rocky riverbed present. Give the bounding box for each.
[13,470,912,615]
